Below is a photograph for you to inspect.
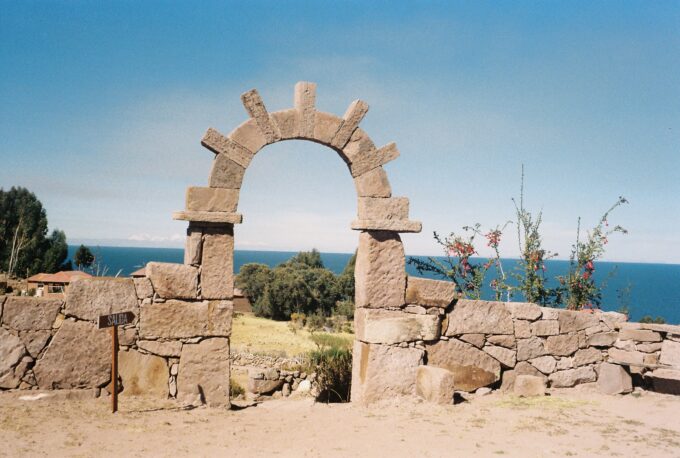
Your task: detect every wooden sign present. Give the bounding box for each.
[98,310,135,413]
[98,311,135,329]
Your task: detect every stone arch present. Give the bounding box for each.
[168,82,455,406]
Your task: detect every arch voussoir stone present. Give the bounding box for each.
[240,89,281,143]
[209,153,246,189]
[353,166,392,198]
[331,100,369,149]
[294,81,317,137]
[349,142,400,177]
[201,127,254,169]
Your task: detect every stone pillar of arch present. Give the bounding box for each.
[172,82,454,405]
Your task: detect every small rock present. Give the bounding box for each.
[282,383,291,397]
[475,387,492,396]
[297,379,312,393]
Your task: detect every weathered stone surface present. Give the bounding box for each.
[118,349,168,398]
[549,366,597,388]
[646,368,680,395]
[599,311,628,330]
[354,167,392,198]
[529,356,557,374]
[644,353,659,366]
[358,197,409,221]
[426,339,501,392]
[249,378,283,395]
[558,311,600,333]
[585,324,604,336]
[405,276,458,309]
[19,331,51,358]
[351,219,422,233]
[619,328,662,342]
[486,335,516,349]
[636,342,662,353]
[574,347,603,367]
[597,363,632,395]
[403,305,427,314]
[173,211,242,224]
[544,334,579,356]
[355,231,406,309]
[209,154,246,189]
[241,89,280,143]
[459,334,485,348]
[517,337,546,361]
[556,357,573,370]
[271,109,299,140]
[294,82,316,137]
[506,302,542,321]
[514,320,532,338]
[201,127,254,168]
[0,328,27,388]
[587,332,618,347]
[139,300,232,339]
[614,339,635,351]
[34,320,109,389]
[349,142,400,178]
[483,344,516,368]
[608,348,644,366]
[138,340,183,357]
[133,277,154,300]
[178,338,230,407]
[313,112,342,144]
[355,308,440,344]
[659,340,680,368]
[500,361,546,392]
[446,300,513,335]
[540,307,559,320]
[201,225,234,300]
[2,297,62,330]
[332,100,369,149]
[184,224,203,266]
[532,320,559,337]
[66,278,138,322]
[351,341,424,404]
[186,187,240,213]
[415,366,456,405]
[146,262,198,300]
[514,375,546,397]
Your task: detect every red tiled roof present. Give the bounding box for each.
[27,270,92,284]
[130,267,146,278]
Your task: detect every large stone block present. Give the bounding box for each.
[558,310,600,333]
[659,339,680,368]
[200,225,234,300]
[119,349,168,398]
[201,127,254,168]
[139,300,232,339]
[405,276,458,308]
[505,302,542,321]
[0,328,27,389]
[351,341,424,405]
[597,362,632,395]
[415,366,456,405]
[332,100,369,149]
[2,297,62,330]
[349,142,400,178]
[353,167,392,198]
[351,219,422,233]
[619,328,662,342]
[133,277,154,300]
[137,340,182,357]
[19,330,51,358]
[426,339,501,392]
[248,377,283,395]
[355,308,440,344]
[271,109,299,139]
[528,356,557,374]
[355,231,406,309]
[241,89,280,143]
[487,334,516,348]
[66,278,138,322]
[646,368,680,395]
[178,338,230,407]
[229,118,267,153]
[184,224,204,266]
[33,319,110,389]
[608,348,644,366]
[313,111,343,145]
[446,300,513,335]
[146,262,198,300]
[573,347,603,366]
[186,187,240,213]
[514,375,546,397]
[483,344,516,368]
[500,361,547,393]
[357,197,409,221]
[517,337,546,361]
[531,320,559,337]
[548,366,597,388]
[209,154,246,189]
[587,332,618,347]
[544,334,579,356]
[294,82,316,137]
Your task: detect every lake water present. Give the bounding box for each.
[66,245,680,324]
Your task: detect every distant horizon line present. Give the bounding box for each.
[65,242,680,267]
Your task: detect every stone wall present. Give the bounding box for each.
[352,277,680,404]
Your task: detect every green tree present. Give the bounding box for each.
[41,230,71,273]
[0,187,67,277]
[283,248,324,269]
[74,245,95,270]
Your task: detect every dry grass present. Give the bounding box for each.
[230,313,353,357]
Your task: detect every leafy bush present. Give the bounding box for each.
[306,333,352,403]
[639,315,666,324]
[306,313,327,332]
[230,379,245,398]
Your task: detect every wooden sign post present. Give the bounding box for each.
[98,311,135,413]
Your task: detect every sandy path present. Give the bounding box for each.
[1,388,679,457]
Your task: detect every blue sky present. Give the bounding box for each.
[1,1,679,263]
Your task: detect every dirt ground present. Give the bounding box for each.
[1,387,679,457]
